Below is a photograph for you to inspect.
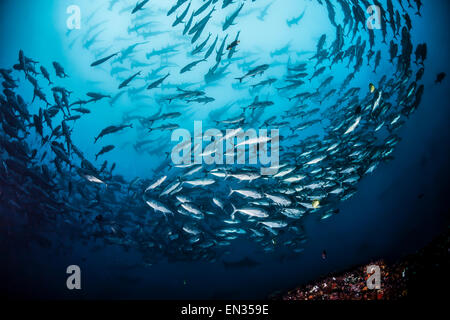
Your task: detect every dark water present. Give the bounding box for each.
[1,0,449,299]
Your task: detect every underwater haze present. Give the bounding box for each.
[1,0,449,299]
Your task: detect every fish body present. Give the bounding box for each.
[95,145,115,160]
[91,52,119,67]
[223,3,244,31]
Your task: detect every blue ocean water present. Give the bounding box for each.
[0,0,449,299]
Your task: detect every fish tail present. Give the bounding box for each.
[231,203,237,216]
[228,186,234,198]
